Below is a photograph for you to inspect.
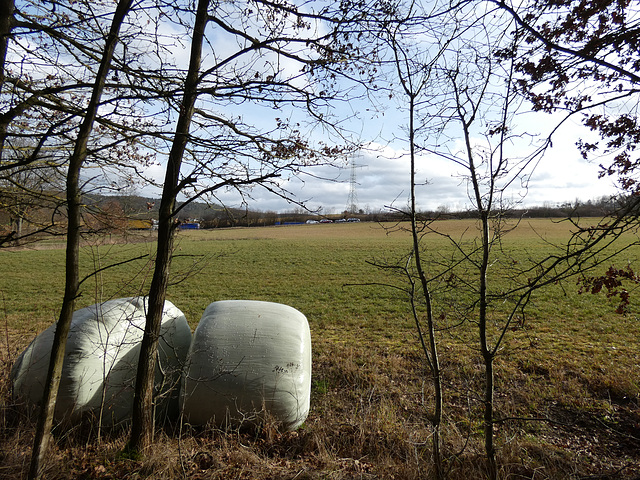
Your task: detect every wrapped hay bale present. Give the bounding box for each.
[181,300,311,430]
[11,297,192,426]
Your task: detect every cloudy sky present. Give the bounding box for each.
[16,1,620,215]
[141,106,616,215]
[138,107,618,215]
[264,147,616,215]
[131,2,620,215]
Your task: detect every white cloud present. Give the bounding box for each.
[201,128,619,214]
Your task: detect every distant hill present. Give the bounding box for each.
[83,194,228,220]
[82,194,278,227]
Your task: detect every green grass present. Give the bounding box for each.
[1,219,640,479]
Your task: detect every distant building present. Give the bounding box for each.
[128,219,153,230]
[179,221,200,230]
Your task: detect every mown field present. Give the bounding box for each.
[1,219,640,479]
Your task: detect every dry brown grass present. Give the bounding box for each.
[0,342,640,480]
[2,332,638,479]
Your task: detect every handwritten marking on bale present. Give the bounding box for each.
[11,297,192,427]
[180,300,311,431]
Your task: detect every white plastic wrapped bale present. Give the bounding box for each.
[11,297,192,427]
[181,300,311,430]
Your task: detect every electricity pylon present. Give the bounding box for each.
[345,156,366,214]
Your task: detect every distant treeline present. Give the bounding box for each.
[2,193,625,241]
[83,194,626,229]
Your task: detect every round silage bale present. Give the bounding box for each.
[181,300,311,430]
[11,297,192,427]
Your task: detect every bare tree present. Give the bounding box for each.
[378,8,452,478]
[1,0,358,458]
[427,19,639,476]
[359,2,640,478]
[128,0,212,452]
[28,1,134,477]
[127,0,359,452]
[0,0,158,249]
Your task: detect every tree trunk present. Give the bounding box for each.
[482,349,497,480]
[27,1,133,477]
[0,0,14,87]
[128,212,174,450]
[9,214,21,245]
[128,0,210,454]
[407,87,444,479]
[478,211,497,480]
[0,0,15,155]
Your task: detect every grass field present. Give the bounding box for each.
[1,219,640,479]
